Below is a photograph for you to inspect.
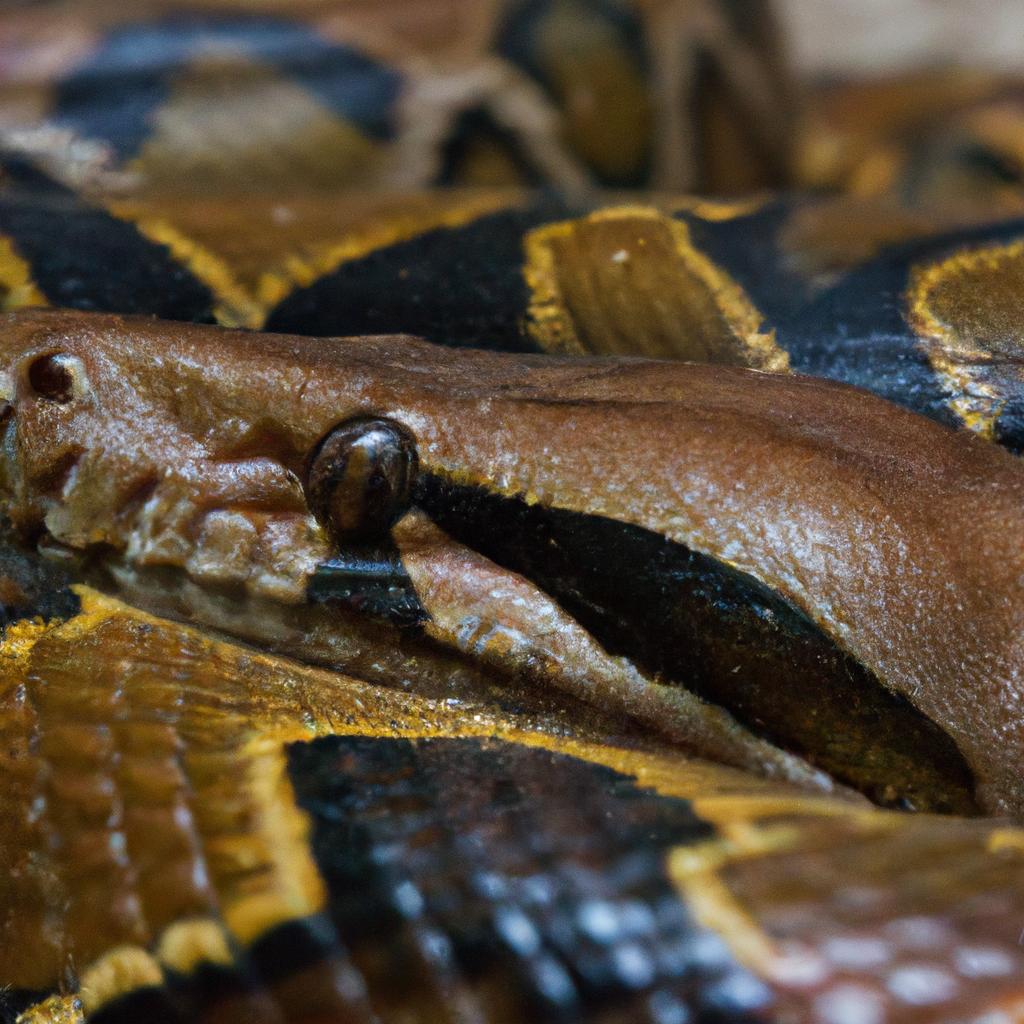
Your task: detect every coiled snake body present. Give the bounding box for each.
[0,4,1023,1023]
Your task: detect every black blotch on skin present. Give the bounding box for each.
[88,988,183,1024]
[0,520,81,632]
[772,215,1024,443]
[307,543,428,628]
[286,734,771,1022]
[0,989,51,1024]
[414,474,978,814]
[676,198,813,326]
[265,199,585,348]
[0,155,215,320]
[435,107,547,188]
[771,224,987,427]
[247,915,342,982]
[994,394,1024,455]
[682,202,1024,450]
[52,14,401,160]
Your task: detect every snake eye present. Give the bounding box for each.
[26,353,81,403]
[306,417,418,542]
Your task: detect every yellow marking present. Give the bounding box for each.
[670,195,770,222]
[907,238,1024,440]
[670,856,779,970]
[78,947,164,1016]
[522,217,582,354]
[670,823,803,877]
[666,822,805,974]
[221,735,327,945]
[103,206,263,329]
[254,192,520,312]
[0,235,47,311]
[666,794,912,980]
[523,205,788,370]
[0,617,53,671]
[20,921,238,1022]
[988,827,1024,855]
[21,919,240,1022]
[156,917,233,974]
[691,792,872,823]
[15,995,83,1024]
[60,586,125,632]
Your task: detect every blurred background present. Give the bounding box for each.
[4,0,1024,214]
[781,0,1024,76]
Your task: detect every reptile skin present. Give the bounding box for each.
[0,3,1023,1024]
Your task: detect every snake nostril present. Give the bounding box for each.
[305,417,418,542]
[26,352,79,403]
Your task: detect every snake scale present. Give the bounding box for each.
[1,2,1023,1023]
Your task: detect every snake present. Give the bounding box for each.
[1,3,1024,1023]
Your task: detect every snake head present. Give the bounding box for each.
[0,310,337,603]
[2,308,1024,819]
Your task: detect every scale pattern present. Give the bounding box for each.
[2,5,1024,1024]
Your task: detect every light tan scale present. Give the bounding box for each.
[907,238,1024,440]
[522,205,788,366]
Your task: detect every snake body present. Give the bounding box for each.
[1,4,1024,1024]
[5,165,1024,449]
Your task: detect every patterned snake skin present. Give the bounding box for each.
[0,4,1023,1024]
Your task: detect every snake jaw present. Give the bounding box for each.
[0,313,820,793]
[0,317,336,605]
[0,360,914,806]
[0,389,332,607]
[1,309,1023,816]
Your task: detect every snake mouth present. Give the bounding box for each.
[0,354,985,814]
[307,545,426,628]
[4,453,981,816]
